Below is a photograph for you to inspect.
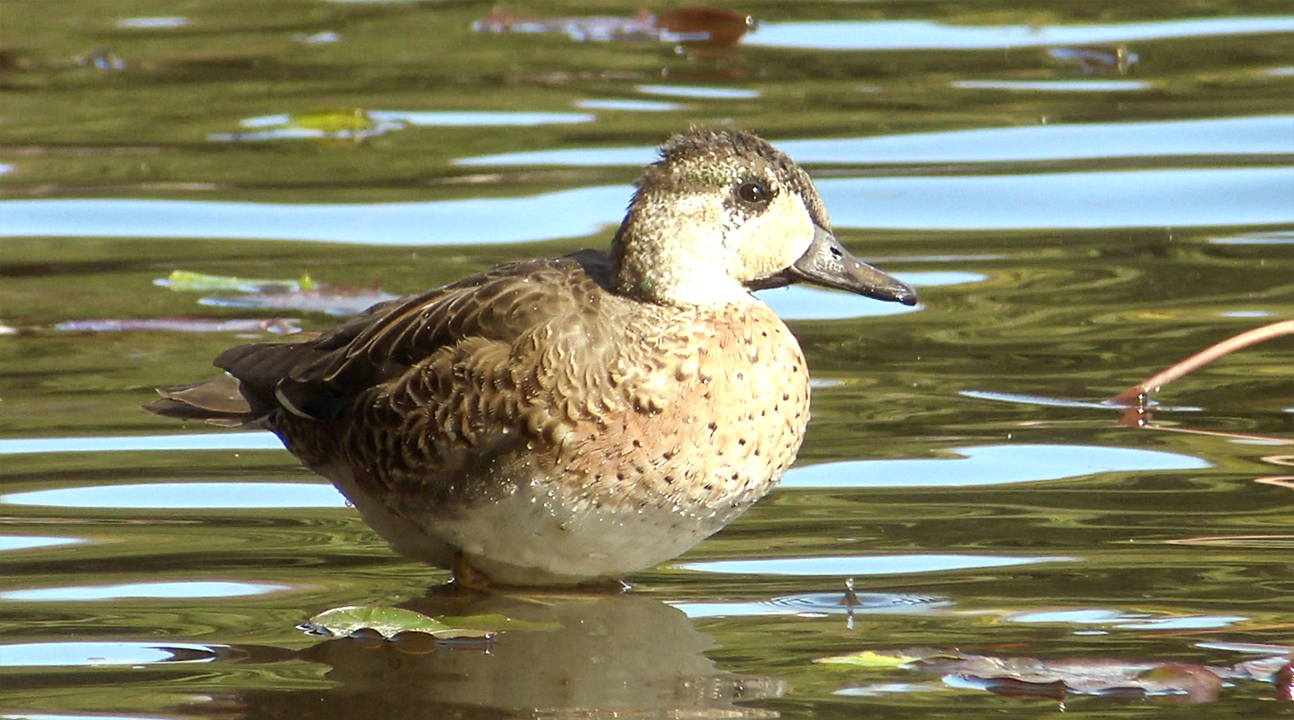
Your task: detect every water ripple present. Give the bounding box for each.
[673,591,952,619]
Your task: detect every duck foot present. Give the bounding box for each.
[451,552,493,591]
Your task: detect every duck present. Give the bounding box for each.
[145,129,917,586]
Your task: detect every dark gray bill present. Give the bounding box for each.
[786,225,918,305]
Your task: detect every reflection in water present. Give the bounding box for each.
[2,481,346,509]
[4,165,1286,244]
[3,0,1293,715]
[1046,45,1139,75]
[575,98,683,112]
[279,593,783,718]
[75,48,127,71]
[817,168,1293,230]
[473,6,754,47]
[1009,608,1245,631]
[459,115,1293,166]
[760,271,980,319]
[0,432,281,455]
[0,536,83,552]
[1211,230,1294,245]
[782,443,1210,489]
[54,317,301,334]
[682,553,1072,577]
[0,641,221,667]
[1219,310,1277,318]
[638,84,761,99]
[759,285,922,321]
[959,390,1204,413]
[821,645,1288,704]
[114,16,188,29]
[0,188,626,245]
[291,30,341,44]
[953,79,1149,92]
[0,590,784,717]
[676,590,953,619]
[747,16,1294,50]
[2,580,288,601]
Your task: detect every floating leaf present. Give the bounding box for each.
[290,108,374,135]
[209,110,406,142]
[816,650,921,669]
[156,270,316,293]
[301,605,496,640]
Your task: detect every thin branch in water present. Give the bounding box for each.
[1112,320,1294,406]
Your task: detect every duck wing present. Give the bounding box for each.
[145,250,615,427]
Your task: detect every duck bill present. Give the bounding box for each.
[788,225,918,305]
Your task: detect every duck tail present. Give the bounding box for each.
[143,374,266,428]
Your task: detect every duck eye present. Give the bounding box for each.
[736,180,772,207]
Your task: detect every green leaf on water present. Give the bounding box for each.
[302,605,495,640]
[290,108,374,134]
[157,270,317,293]
[815,650,922,669]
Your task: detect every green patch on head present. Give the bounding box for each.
[679,165,739,191]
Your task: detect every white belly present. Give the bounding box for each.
[322,462,733,585]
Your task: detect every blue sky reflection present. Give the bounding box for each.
[783,444,1210,489]
[747,17,1294,51]
[5,164,1287,244]
[682,554,1072,577]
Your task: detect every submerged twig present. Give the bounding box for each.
[1112,320,1294,405]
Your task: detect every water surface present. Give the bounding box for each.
[2,0,1292,717]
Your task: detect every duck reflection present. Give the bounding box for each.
[273,592,784,719]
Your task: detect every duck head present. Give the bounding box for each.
[611,129,917,307]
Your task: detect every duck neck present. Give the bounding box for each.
[610,202,750,307]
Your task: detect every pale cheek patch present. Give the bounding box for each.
[775,194,817,263]
[728,193,815,281]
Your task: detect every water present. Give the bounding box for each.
[2,1,1292,716]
